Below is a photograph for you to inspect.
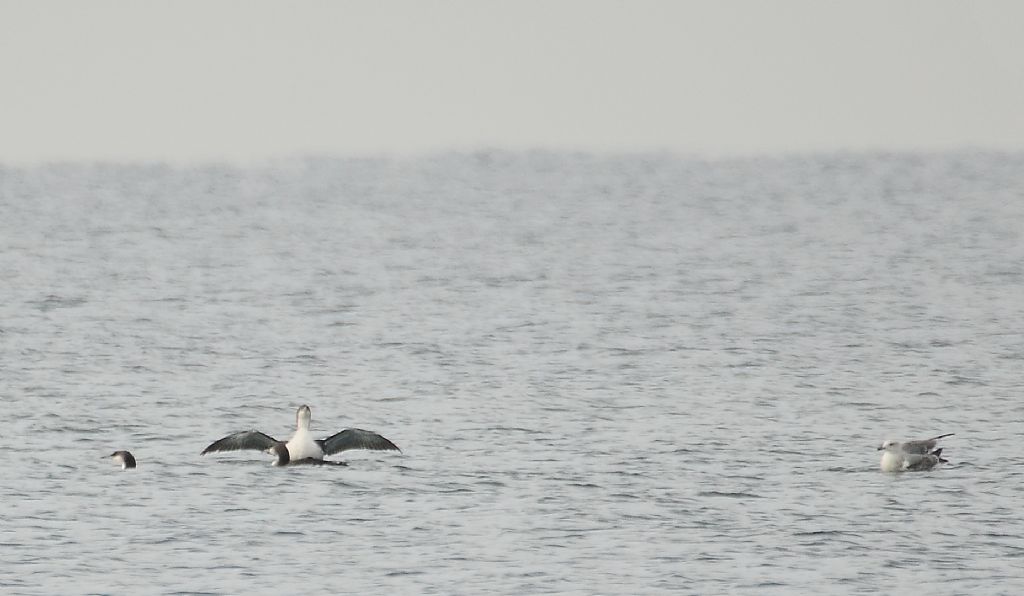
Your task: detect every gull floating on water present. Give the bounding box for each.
[877,433,953,472]
[201,405,400,466]
[109,450,137,470]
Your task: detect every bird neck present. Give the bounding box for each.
[296,408,312,431]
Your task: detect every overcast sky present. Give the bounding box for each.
[1,1,1022,163]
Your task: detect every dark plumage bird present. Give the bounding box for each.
[265,443,348,467]
[109,450,137,470]
[201,405,400,466]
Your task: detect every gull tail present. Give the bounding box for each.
[930,448,948,463]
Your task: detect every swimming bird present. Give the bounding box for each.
[109,450,137,470]
[877,434,952,472]
[201,405,400,466]
[265,442,347,467]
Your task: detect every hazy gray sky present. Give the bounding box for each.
[1,1,1022,163]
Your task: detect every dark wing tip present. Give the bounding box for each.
[368,433,401,452]
[321,428,403,455]
[369,433,401,452]
[200,438,229,455]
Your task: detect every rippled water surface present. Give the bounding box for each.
[2,152,1023,594]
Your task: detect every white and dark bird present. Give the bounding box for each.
[877,433,952,472]
[109,450,137,470]
[201,405,400,466]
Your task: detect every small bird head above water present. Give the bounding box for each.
[109,450,137,470]
[266,443,290,466]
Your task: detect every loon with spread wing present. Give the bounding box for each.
[201,405,400,466]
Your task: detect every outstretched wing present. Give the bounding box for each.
[201,430,279,455]
[318,428,401,455]
[901,433,954,454]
